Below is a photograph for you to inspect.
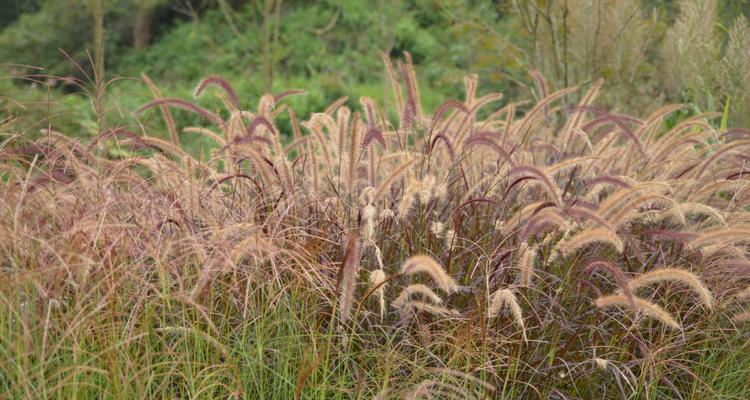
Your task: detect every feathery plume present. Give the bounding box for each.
[398,52,422,129]
[561,79,604,150]
[401,381,436,400]
[594,358,610,371]
[607,194,673,227]
[690,226,750,249]
[272,89,306,103]
[400,255,459,294]
[563,206,613,232]
[487,288,527,343]
[142,73,179,146]
[417,175,436,205]
[546,156,597,175]
[398,301,460,321]
[182,126,226,146]
[522,209,570,239]
[515,86,579,138]
[517,243,537,286]
[509,165,563,205]
[737,286,750,300]
[501,103,516,147]
[338,234,361,322]
[430,133,457,161]
[555,227,624,258]
[336,106,351,157]
[392,284,444,309]
[463,133,514,162]
[628,268,713,309]
[257,94,275,115]
[193,75,241,109]
[303,119,333,175]
[361,204,377,242]
[379,208,395,221]
[464,73,478,105]
[501,201,546,234]
[347,112,363,193]
[397,181,418,219]
[369,269,388,320]
[362,99,386,148]
[443,229,456,250]
[136,98,223,126]
[430,221,446,237]
[595,294,681,330]
[428,100,471,133]
[234,144,277,187]
[732,310,750,322]
[529,69,549,116]
[598,183,672,218]
[584,175,634,191]
[379,52,403,114]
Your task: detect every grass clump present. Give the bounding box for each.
[1,54,750,399]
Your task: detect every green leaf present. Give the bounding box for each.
[721,96,731,131]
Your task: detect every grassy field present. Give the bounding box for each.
[2,56,750,398]
[2,1,750,399]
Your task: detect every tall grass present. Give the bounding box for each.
[1,53,749,399]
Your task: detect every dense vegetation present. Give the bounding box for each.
[1,0,750,399]
[3,0,750,134]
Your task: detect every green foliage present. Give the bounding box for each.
[0,0,131,78]
[0,0,40,29]
[0,1,94,77]
[2,0,750,152]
